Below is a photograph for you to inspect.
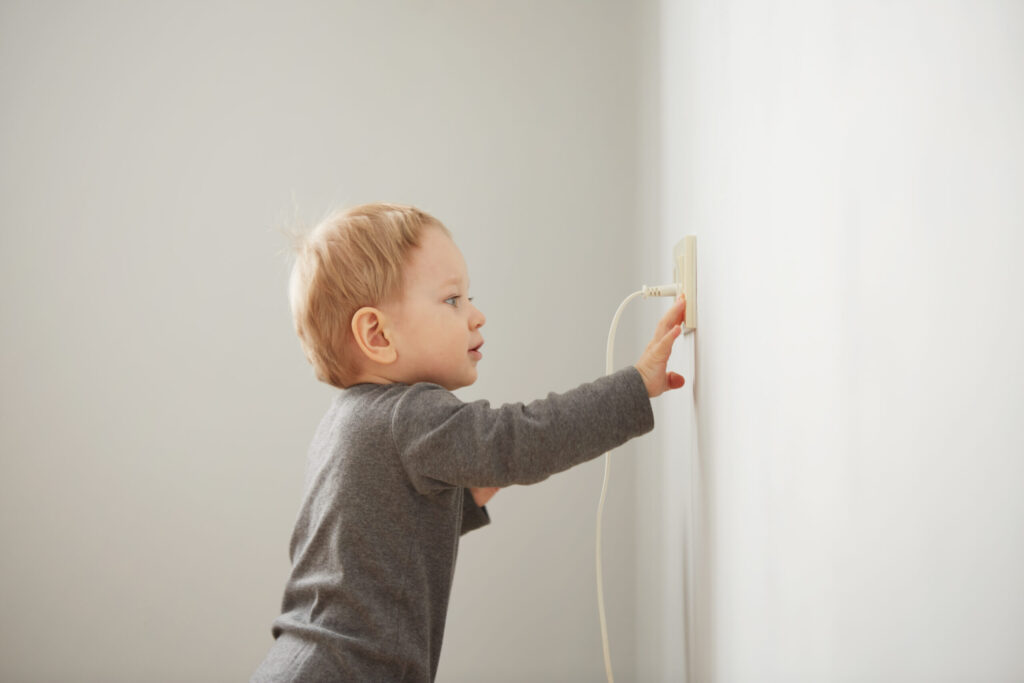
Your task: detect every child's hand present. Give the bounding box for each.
[470,487,499,507]
[634,295,687,398]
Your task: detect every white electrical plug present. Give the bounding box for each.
[641,283,681,298]
[640,236,696,332]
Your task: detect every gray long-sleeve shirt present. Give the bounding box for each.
[251,367,654,682]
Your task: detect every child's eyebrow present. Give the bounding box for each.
[440,276,468,288]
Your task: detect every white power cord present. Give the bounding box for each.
[596,284,681,683]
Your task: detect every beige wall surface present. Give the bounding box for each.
[643,1,1024,681]
[0,2,653,681]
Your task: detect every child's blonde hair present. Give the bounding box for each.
[287,202,450,388]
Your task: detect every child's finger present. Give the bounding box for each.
[654,296,687,340]
[653,324,682,359]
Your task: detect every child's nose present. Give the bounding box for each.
[471,304,486,329]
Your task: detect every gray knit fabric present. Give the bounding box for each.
[251,367,654,682]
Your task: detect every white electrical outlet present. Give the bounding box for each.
[672,236,697,331]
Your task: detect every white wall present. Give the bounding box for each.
[0,3,648,681]
[648,1,1024,681]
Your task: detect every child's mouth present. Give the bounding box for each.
[469,342,484,360]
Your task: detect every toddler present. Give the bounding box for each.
[251,203,686,682]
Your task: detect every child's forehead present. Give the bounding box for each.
[408,231,469,287]
[416,270,468,293]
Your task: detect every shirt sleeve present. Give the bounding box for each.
[460,488,491,535]
[390,366,654,495]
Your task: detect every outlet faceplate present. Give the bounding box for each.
[672,236,697,331]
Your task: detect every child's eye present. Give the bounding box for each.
[444,296,459,306]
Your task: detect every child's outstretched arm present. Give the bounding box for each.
[392,295,687,493]
[465,295,685,507]
[633,295,687,398]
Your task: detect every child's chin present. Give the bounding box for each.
[456,370,478,389]
[441,374,476,391]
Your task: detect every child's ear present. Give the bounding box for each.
[350,307,398,365]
